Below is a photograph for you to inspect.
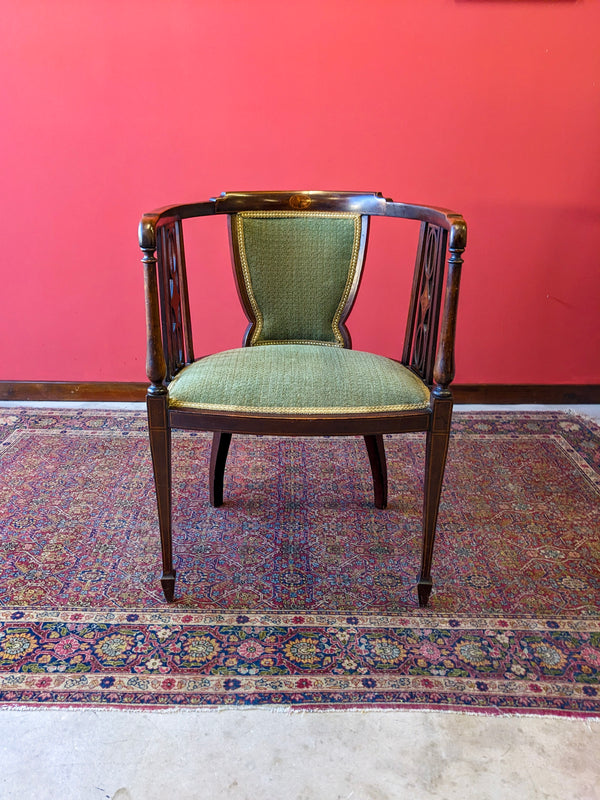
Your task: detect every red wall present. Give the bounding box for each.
[1,0,599,384]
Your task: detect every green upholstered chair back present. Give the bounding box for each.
[230,211,367,348]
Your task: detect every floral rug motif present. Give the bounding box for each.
[0,409,599,714]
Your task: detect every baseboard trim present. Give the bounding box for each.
[0,382,147,402]
[0,381,599,405]
[451,385,600,404]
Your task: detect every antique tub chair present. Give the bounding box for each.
[139,191,467,606]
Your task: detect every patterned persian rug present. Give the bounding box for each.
[0,408,598,715]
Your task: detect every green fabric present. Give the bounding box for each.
[168,344,430,414]
[235,213,360,346]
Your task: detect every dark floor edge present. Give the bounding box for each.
[0,382,599,404]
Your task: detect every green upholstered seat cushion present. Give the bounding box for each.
[168,344,430,414]
[235,212,361,345]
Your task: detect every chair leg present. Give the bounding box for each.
[364,434,388,509]
[147,393,176,602]
[418,398,453,607]
[209,431,232,507]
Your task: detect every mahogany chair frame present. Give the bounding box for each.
[139,191,467,607]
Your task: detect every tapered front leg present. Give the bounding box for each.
[147,392,175,601]
[364,434,388,509]
[418,397,452,607]
[209,431,232,507]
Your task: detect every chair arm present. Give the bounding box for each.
[384,201,467,252]
[139,201,215,392]
[388,202,467,395]
[138,201,216,251]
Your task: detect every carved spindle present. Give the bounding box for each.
[432,246,464,397]
[142,247,167,395]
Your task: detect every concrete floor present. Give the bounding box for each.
[1,708,599,800]
[1,404,599,799]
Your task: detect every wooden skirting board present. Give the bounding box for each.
[0,382,599,405]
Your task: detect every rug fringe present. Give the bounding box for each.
[1,703,599,721]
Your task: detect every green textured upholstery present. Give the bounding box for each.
[234,212,361,346]
[168,344,430,413]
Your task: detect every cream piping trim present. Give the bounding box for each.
[235,211,362,347]
[169,398,430,414]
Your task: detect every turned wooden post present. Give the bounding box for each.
[141,239,175,600]
[432,223,466,397]
[419,226,466,606]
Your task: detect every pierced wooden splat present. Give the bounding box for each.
[403,222,448,385]
[157,220,194,381]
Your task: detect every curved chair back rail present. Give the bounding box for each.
[139,190,467,608]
